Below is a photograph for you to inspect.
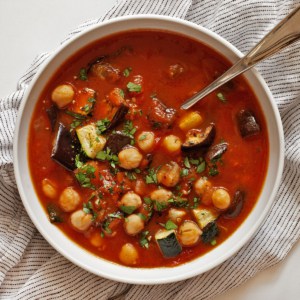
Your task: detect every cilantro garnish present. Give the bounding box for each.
[127,82,142,93]
[120,205,136,214]
[217,92,226,103]
[75,155,96,189]
[123,67,132,77]
[79,68,88,81]
[139,231,150,249]
[96,118,110,135]
[96,148,119,168]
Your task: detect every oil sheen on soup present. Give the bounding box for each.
[28,30,269,268]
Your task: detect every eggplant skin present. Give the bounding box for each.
[156,231,182,258]
[105,105,129,132]
[223,190,245,219]
[46,105,58,132]
[181,123,216,152]
[237,109,260,138]
[206,142,228,161]
[51,123,81,171]
[105,132,131,154]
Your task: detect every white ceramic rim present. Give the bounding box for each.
[13,15,284,285]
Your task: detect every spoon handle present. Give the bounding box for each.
[181,6,300,110]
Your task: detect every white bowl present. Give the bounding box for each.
[13,15,284,284]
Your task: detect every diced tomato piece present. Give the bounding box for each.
[108,88,125,106]
[68,88,95,115]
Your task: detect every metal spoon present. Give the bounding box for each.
[181,6,300,110]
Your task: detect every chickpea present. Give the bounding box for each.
[42,178,57,199]
[137,131,155,152]
[212,188,231,210]
[162,135,182,153]
[51,84,74,108]
[157,161,180,187]
[119,243,139,265]
[178,220,202,247]
[124,214,145,236]
[59,187,81,212]
[178,111,203,131]
[118,147,143,170]
[120,191,142,209]
[194,177,212,196]
[168,208,186,224]
[70,210,93,231]
[150,188,173,211]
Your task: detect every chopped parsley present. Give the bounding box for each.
[96,118,110,135]
[196,161,206,173]
[217,92,226,103]
[139,134,147,141]
[180,168,189,177]
[120,205,136,214]
[139,231,150,249]
[123,67,132,77]
[79,68,88,81]
[160,220,178,230]
[154,201,168,211]
[137,213,147,221]
[75,155,96,189]
[184,157,191,168]
[125,171,136,181]
[127,82,142,93]
[83,201,98,221]
[208,166,219,176]
[144,197,152,205]
[145,167,158,184]
[96,148,119,168]
[168,197,189,208]
[122,120,137,139]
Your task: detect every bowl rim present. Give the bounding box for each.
[13,14,285,284]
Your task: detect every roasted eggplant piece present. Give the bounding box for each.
[86,55,106,73]
[76,124,106,158]
[147,97,176,129]
[192,208,219,229]
[155,229,182,258]
[223,190,245,219]
[46,105,58,131]
[201,221,219,244]
[206,142,228,161]
[105,104,129,132]
[105,131,131,154]
[90,61,121,83]
[47,203,63,223]
[237,109,260,138]
[181,123,216,152]
[51,123,81,171]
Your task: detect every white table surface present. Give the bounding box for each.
[1,1,299,299]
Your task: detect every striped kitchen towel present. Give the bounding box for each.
[1,0,300,299]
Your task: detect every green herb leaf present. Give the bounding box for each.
[184,157,191,168]
[217,92,226,103]
[209,166,219,176]
[139,231,150,249]
[139,134,147,141]
[96,148,119,168]
[120,205,136,214]
[165,220,178,230]
[154,201,168,212]
[96,118,110,135]
[180,168,189,177]
[123,67,132,77]
[196,161,206,173]
[127,82,142,93]
[145,168,158,184]
[123,120,137,139]
[79,68,88,81]
[65,110,87,120]
[75,155,96,189]
[144,197,152,205]
[138,213,147,221]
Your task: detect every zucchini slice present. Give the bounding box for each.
[76,124,106,158]
[192,208,219,229]
[155,229,182,258]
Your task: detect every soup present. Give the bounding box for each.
[28,30,268,267]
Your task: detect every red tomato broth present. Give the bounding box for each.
[28,30,268,268]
